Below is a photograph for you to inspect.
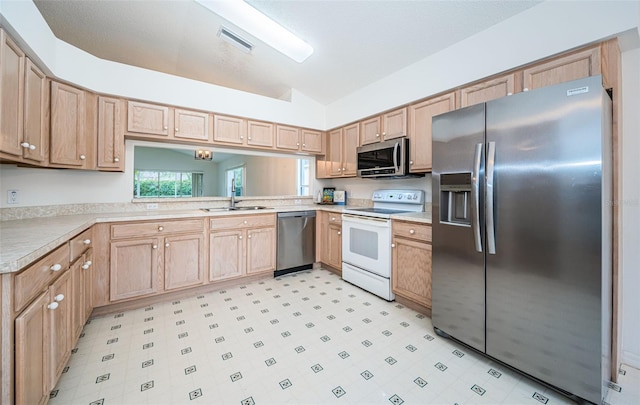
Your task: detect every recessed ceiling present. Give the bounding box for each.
[33,0,542,104]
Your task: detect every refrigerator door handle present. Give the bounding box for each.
[472,143,483,253]
[393,141,400,172]
[487,141,497,254]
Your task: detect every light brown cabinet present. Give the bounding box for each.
[209,214,276,281]
[97,96,124,171]
[391,220,432,309]
[247,120,274,148]
[0,30,48,165]
[275,125,323,153]
[213,114,246,145]
[109,219,206,302]
[408,92,456,172]
[50,81,94,168]
[360,107,407,145]
[523,46,600,91]
[328,123,358,177]
[48,270,72,388]
[127,101,210,142]
[318,211,342,271]
[459,74,516,108]
[301,129,324,153]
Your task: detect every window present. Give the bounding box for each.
[134,170,204,198]
[297,159,310,196]
[226,166,245,196]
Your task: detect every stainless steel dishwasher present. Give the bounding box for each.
[276,211,316,276]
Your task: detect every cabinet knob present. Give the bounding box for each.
[165,242,170,247]
[29,144,36,150]
[82,261,91,270]
[391,243,396,248]
[302,144,306,147]
[409,229,415,235]
[243,220,248,224]
[248,136,252,140]
[54,294,65,302]
[114,157,120,163]
[337,231,341,236]
[152,245,158,249]
[79,154,86,160]
[296,142,300,146]
[331,217,335,221]
[20,142,30,148]
[248,234,252,239]
[523,88,529,92]
[409,160,414,165]
[50,263,62,272]
[175,127,179,132]
[337,168,341,172]
[239,235,243,240]
[158,226,164,231]
[376,133,380,138]
[163,126,168,130]
[240,136,244,140]
[343,167,346,171]
[48,302,59,310]
[83,239,91,245]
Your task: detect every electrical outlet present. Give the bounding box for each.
[7,190,19,204]
[146,203,158,210]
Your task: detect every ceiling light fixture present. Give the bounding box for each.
[195,150,213,161]
[195,0,314,63]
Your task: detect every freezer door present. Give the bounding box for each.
[484,76,609,403]
[431,103,486,352]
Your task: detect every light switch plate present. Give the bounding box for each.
[7,190,19,204]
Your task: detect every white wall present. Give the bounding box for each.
[316,175,431,203]
[620,46,640,368]
[215,154,300,197]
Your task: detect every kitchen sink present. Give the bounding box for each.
[201,206,270,212]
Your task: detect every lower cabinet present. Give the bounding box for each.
[391,220,433,308]
[48,270,72,388]
[109,220,206,302]
[209,214,276,281]
[318,211,342,270]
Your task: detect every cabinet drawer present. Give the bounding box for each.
[392,221,432,242]
[210,214,276,230]
[14,243,70,313]
[326,213,342,225]
[111,219,204,239]
[69,227,93,263]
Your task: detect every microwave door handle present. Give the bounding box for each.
[393,142,400,172]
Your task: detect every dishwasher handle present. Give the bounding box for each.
[277,211,316,219]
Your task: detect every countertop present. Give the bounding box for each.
[0,205,431,274]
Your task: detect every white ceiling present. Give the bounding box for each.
[33,0,542,105]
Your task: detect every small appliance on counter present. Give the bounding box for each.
[315,188,346,205]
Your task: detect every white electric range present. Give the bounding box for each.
[341,189,425,301]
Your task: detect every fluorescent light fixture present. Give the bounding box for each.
[196,0,314,63]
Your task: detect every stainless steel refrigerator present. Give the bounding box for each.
[431,75,612,404]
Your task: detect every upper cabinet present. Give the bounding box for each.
[50,81,95,169]
[301,129,323,154]
[247,120,274,148]
[275,125,323,153]
[0,30,48,165]
[127,101,210,142]
[408,92,456,173]
[459,74,516,108]
[523,47,600,91]
[328,123,358,177]
[97,96,124,171]
[360,107,407,146]
[213,114,246,145]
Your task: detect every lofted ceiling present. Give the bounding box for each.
[33,0,542,105]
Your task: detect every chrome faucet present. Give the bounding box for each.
[230,177,240,209]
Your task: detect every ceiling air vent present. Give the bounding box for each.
[218,27,254,53]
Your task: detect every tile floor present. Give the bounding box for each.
[49,268,639,405]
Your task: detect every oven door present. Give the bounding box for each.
[342,214,391,278]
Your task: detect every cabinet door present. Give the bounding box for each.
[213,114,246,145]
[82,249,94,323]
[23,58,47,163]
[127,100,170,136]
[210,230,244,281]
[301,129,323,153]
[460,74,515,108]
[50,81,87,166]
[327,223,342,269]
[174,108,209,141]
[247,120,274,148]
[164,233,204,290]
[15,291,49,405]
[71,258,84,339]
[276,124,300,151]
[382,107,407,140]
[49,270,72,388]
[360,116,381,145]
[246,227,276,275]
[97,96,124,170]
[342,123,359,177]
[523,47,600,91]
[328,128,343,177]
[408,92,455,172]
[110,238,160,301]
[392,236,432,307]
[0,30,25,158]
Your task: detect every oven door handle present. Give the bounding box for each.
[393,141,400,172]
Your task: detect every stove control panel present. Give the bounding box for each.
[372,189,425,204]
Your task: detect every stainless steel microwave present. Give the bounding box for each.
[357,137,413,178]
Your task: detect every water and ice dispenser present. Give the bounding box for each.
[440,173,472,226]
